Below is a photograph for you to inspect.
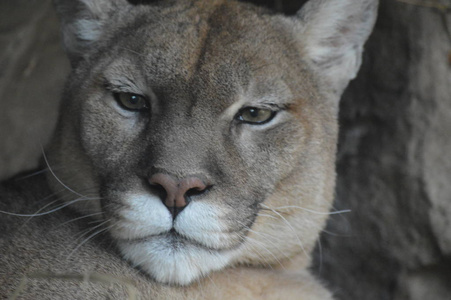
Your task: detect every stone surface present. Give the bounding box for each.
[0,0,70,180]
[0,1,450,300]
[314,1,451,299]
[394,261,451,300]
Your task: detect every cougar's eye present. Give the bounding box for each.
[114,92,149,111]
[236,107,276,125]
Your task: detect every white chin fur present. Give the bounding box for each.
[118,236,236,285]
[111,193,242,284]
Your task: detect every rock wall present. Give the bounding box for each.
[0,0,69,180]
[314,1,451,299]
[0,1,450,299]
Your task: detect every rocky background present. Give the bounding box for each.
[0,1,69,178]
[315,1,451,299]
[1,0,450,299]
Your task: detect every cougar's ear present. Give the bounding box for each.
[295,0,378,96]
[53,0,130,65]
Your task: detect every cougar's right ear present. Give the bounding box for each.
[293,0,378,97]
[53,0,130,65]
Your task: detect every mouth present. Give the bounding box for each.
[120,229,222,250]
[118,227,245,253]
[116,231,239,285]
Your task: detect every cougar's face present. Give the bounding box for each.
[51,2,337,285]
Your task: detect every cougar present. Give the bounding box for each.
[0,0,377,298]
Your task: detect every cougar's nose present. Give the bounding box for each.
[149,173,208,218]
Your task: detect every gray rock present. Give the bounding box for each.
[0,0,70,180]
[314,1,451,299]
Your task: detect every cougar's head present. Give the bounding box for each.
[49,0,377,285]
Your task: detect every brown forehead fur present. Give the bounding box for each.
[79,0,322,109]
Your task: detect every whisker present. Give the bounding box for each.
[245,235,282,269]
[55,212,104,229]
[256,213,279,220]
[14,168,49,180]
[72,219,110,241]
[32,184,98,208]
[13,187,98,229]
[259,218,348,238]
[321,228,350,237]
[41,144,85,198]
[67,226,110,259]
[265,205,351,215]
[239,234,276,270]
[67,219,116,256]
[88,217,105,225]
[244,228,289,269]
[204,273,218,293]
[117,46,147,58]
[30,188,66,206]
[0,197,101,217]
[246,227,292,261]
[24,190,96,220]
[259,203,309,258]
[20,197,71,228]
[317,235,323,274]
[232,220,282,269]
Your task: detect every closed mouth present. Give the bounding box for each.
[118,229,245,252]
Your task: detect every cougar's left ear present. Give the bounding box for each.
[53,0,131,65]
[294,0,378,97]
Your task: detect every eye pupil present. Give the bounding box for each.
[129,95,139,105]
[249,108,259,118]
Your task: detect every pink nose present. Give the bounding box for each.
[149,173,207,216]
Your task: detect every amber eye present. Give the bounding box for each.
[114,92,148,111]
[236,107,276,124]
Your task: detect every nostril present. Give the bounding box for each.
[179,177,207,196]
[148,173,178,208]
[149,182,167,202]
[185,186,210,199]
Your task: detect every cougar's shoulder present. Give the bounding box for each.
[0,174,128,298]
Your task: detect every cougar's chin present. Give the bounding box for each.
[117,235,237,285]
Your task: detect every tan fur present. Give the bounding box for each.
[0,0,377,298]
